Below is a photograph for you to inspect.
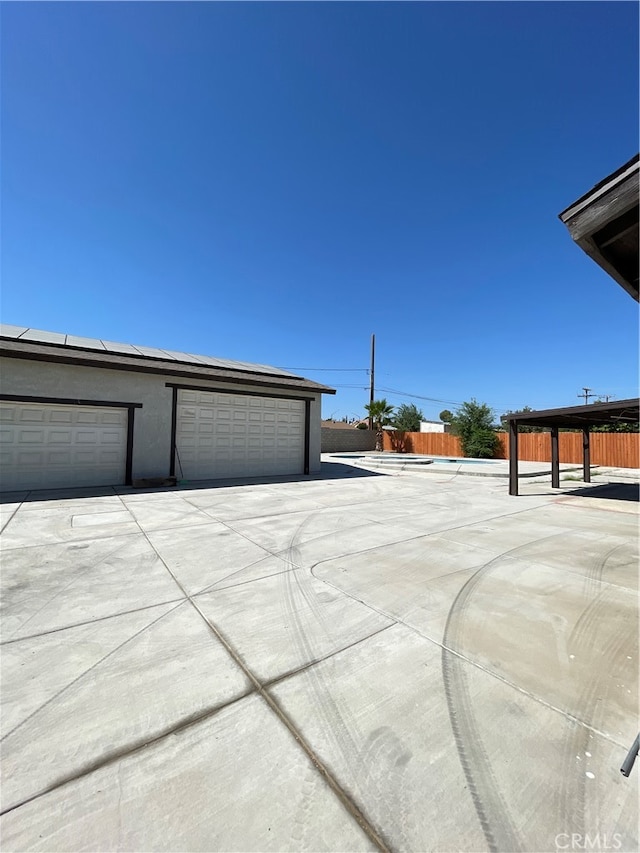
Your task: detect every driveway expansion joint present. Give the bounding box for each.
[261,622,397,692]
[113,492,392,853]
[0,689,256,818]
[0,597,186,646]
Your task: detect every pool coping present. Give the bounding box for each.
[327,453,590,479]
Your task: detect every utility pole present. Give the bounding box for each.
[578,387,594,405]
[368,334,375,430]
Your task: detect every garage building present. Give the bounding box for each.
[0,325,335,492]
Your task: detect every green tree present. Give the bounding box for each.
[393,403,425,432]
[591,420,639,433]
[590,400,638,432]
[499,406,546,433]
[450,399,501,458]
[439,409,454,424]
[364,398,395,451]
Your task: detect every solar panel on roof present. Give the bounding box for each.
[161,350,210,365]
[100,340,144,355]
[133,345,178,360]
[0,324,29,339]
[0,325,301,379]
[66,335,107,350]
[193,354,236,368]
[20,329,67,345]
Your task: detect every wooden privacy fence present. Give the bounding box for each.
[382,430,639,468]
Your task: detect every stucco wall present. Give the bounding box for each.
[1,356,323,479]
[419,421,448,433]
[321,427,376,453]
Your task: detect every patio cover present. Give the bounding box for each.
[505,398,639,495]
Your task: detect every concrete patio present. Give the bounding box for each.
[1,460,638,852]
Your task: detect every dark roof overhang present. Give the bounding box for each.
[506,398,639,430]
[559,154,639,301]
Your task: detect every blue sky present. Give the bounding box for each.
[2,1,638,422]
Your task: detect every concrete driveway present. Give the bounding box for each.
[1,460,638,852]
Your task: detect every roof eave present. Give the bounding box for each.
[559,155,639,302]
[0,339,336,396]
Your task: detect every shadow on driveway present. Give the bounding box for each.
[0,461,383,505]
[565,481,639,502]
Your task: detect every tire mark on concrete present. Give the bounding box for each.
[290,761,316,850]
[441,531,571,853]
[357,726,412,852]
[555,624,629,838]
[310,507,637,853]
[280,514,363,768]
[117,494,392,852]
[569,544,630,651]
[279,512,409,850]
[556,545,637,837]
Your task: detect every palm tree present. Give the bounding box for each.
[364,399,395,451]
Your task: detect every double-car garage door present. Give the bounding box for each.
[0,389,307,491]
[0,401,128,491]
[175,389,306,480]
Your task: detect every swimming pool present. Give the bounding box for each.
[331,453,498,465]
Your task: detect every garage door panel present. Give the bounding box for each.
[98,430,125,445]
[48,430,73,444]
[19,429,47,444]
[50,411,73,424]
[20,408,46,423]
[48,451,72,464]
[0,402,127,491]
[17,451,45,466]
[176,390,306,480]
[76,431,100,444]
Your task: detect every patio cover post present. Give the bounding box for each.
[509,420,519,495]
[583,428,591,482]
[551,427,560,488]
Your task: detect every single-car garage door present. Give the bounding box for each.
[175,389,306,480]
[0,401,128,491]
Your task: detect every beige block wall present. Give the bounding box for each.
[1,357,323,479]
[321,427,376,453]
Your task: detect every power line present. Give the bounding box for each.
[278,367,369,372]
[377,386,464,406]
[321,370,619,415]
[327,384,370,389]
[376,386,538,412]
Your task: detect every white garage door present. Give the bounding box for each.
[0,401,128,491]
[175,389,305,480]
